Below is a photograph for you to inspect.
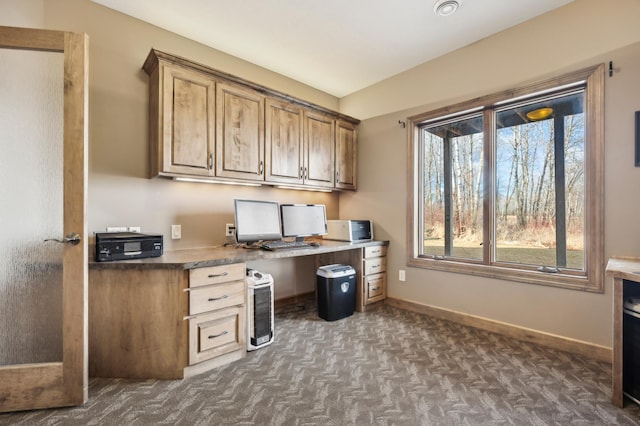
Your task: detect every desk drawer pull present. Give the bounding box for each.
[370,286,379,291]
[208,272,229,279]
[208,330,229,339]
[208,295,229,302]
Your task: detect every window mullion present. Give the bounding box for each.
[483,108,495,265]
[553,114,567,268]
[443,131,453,256]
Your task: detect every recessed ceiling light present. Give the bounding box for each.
[434,0,461,17]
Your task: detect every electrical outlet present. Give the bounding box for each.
[171,224,181,240]
[106,226,127,232]
[399,269,406,282]
[225,223,236,237]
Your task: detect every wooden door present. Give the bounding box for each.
[0,26,88,412]
[159,64,215,177]
[216,82,264,181]
[335,120,358,190]
[304,110,335,188]
[265,99,304,185]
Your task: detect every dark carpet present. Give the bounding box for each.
[2,303,640,425]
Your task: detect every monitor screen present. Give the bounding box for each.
[234,199,282,243]
[280,204,327,241]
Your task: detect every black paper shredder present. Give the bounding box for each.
[316,264,356,321]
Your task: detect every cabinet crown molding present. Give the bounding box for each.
[143,49,359,125]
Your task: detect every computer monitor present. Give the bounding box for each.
[280,204,327,242]
[234,199,282,244]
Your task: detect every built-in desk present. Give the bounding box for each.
[88,239,388,380]
[606,257,640,407]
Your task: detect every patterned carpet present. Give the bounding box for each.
[2,302,640,425]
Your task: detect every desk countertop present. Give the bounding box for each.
[606,257,640,282]
[89,239,389,270]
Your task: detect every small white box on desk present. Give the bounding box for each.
[324,220,373,242]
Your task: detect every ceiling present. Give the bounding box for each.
[92,0,574,98]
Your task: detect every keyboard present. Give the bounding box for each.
[260,240,311,250]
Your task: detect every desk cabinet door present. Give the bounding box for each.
[189,305,245,365]
[365,273,386,303]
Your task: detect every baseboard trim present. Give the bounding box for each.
[386,297,612,364]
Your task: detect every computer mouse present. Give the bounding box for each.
[309,242,320,247]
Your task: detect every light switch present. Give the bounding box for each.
[171,224,181,240]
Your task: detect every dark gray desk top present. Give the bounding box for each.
[89,239,388,270]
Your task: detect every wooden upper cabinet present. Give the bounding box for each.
[304,111,335,188]
[150,62,215,177]
[265,99,304,185]
[335,120,357,190]
[216,82,265,181]
[143,49,359,190]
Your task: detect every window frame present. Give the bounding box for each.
[406,64,604,292]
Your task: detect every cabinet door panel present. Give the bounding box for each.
[216,83,264,180]
[336,120,357,190]
[162,66,215,176]
[265,99,303,184]
[365,274,386,303]
[189,305,245,365]
[365,273,386,302]
[304,111,334,188]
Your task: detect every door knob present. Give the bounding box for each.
[44,232,81,245]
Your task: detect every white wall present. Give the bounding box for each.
[339,0,640,348]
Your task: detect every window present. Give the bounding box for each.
[408,65,604,292]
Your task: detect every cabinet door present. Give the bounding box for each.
[335,120,357,190]
[189,305,245,365]
[265,99,303,185]
[216,82,265,180]
[160,64,215,176]
[304,110,335,188]
[364,273,386,304]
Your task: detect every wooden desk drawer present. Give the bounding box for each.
[364,257,386,275]
[189,305,244,365]
[190,263,245,288]
[364,245,387,259]
[189,280,245,316]
[365,273,386,302]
